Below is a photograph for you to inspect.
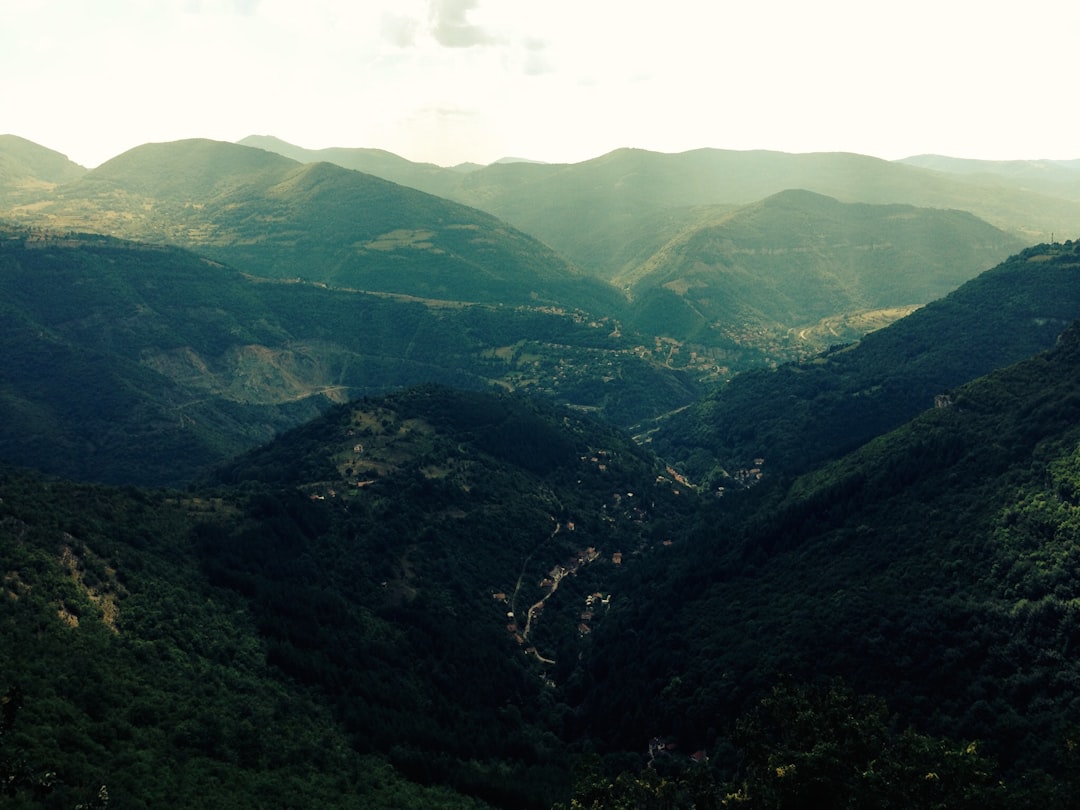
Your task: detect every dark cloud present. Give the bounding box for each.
[429,0,497,48]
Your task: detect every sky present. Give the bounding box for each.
[3,0,1079,169]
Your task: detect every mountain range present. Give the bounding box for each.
[3,132,1080,808]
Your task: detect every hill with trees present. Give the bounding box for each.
[244,138,1080,280]
[621,189,1021,360]
[0,228,699,485]
[1,385,691,808]
[649,240,1080,484]
[7,136,1066,376]
[567,318,1080,807]
[6,133,1080,807]
[2,139,619,311]
[8,317,1080,806]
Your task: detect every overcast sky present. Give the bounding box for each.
[3,0,1078,168]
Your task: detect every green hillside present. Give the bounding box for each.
[9,328,1080,805]
[7,132,1080,808]
[449,147,1080,254]
[0,228,699,485]
[650,240,1080,483]
[1,385,688,809]
[623,189,1022,356]
[571,319,1080,806]
[7,136,1058,378]
[238,134,465,200]
[0,134,86,197]
[246,139,1080,279]
[3,139,620,311]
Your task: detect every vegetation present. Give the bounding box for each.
[1,385,694,807]
[623,189,1021,350]
[570,320,1080,807]
[6,134,1080,807]
[3,139,620,312]
[247,138,1080,277]
[0,227,700,485]
[651,240,1080,483]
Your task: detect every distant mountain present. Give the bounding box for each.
[447,148,1080,275]
[899,154,1080,202]
[245,138,1080,283]
[649,240,1080,482]
[492,156,549,165]
[7,138,620,311]
[237,134,466,199]
[622,189,1023,356]
[0,133,86,195]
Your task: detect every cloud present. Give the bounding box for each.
[382,13,420,47]
[520,36,552,76]
[428,0,496,48]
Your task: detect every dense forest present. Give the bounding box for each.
[7,315,1080,807]
[5,134,1080,807]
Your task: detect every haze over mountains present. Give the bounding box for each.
[4,131,1080,808]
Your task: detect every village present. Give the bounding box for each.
[493,520,617,667]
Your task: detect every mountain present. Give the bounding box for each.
[622,189,1023,358]
[8,136,1060,377]
[0,227,699,485]
[448,148,1080,279]
[9,326,1080,805]
[237,134,466,200]
[900,154,1080,202]
[574,318,1080,804]
[649,240,1080,483]
[5,138,620,311]
[245,139,1080,279]
[0,385,687,809]
[0,133,86,196]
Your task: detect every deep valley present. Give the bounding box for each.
[4,133,1080,808]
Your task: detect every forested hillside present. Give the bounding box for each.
[651,240,1080,483]
[568,319,1080,807]
[622,189,1021,357]
[1,386,691,808]
[2,139,619,311]
[245,138,1080,277]
[5,132,1080,808]
[0,228,699,485]
[8,319,1080,806]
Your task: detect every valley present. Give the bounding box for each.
[4,133,1080,808]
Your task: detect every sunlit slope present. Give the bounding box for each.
[246,139,1080,279]
[622,189,1022,346]
[8,138,621,310]
[0,133,86,196]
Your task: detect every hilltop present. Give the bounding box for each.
[3,138,618,311]
[246,138,1080,279]
[0,134,86,195]
[622,189,1021,358]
